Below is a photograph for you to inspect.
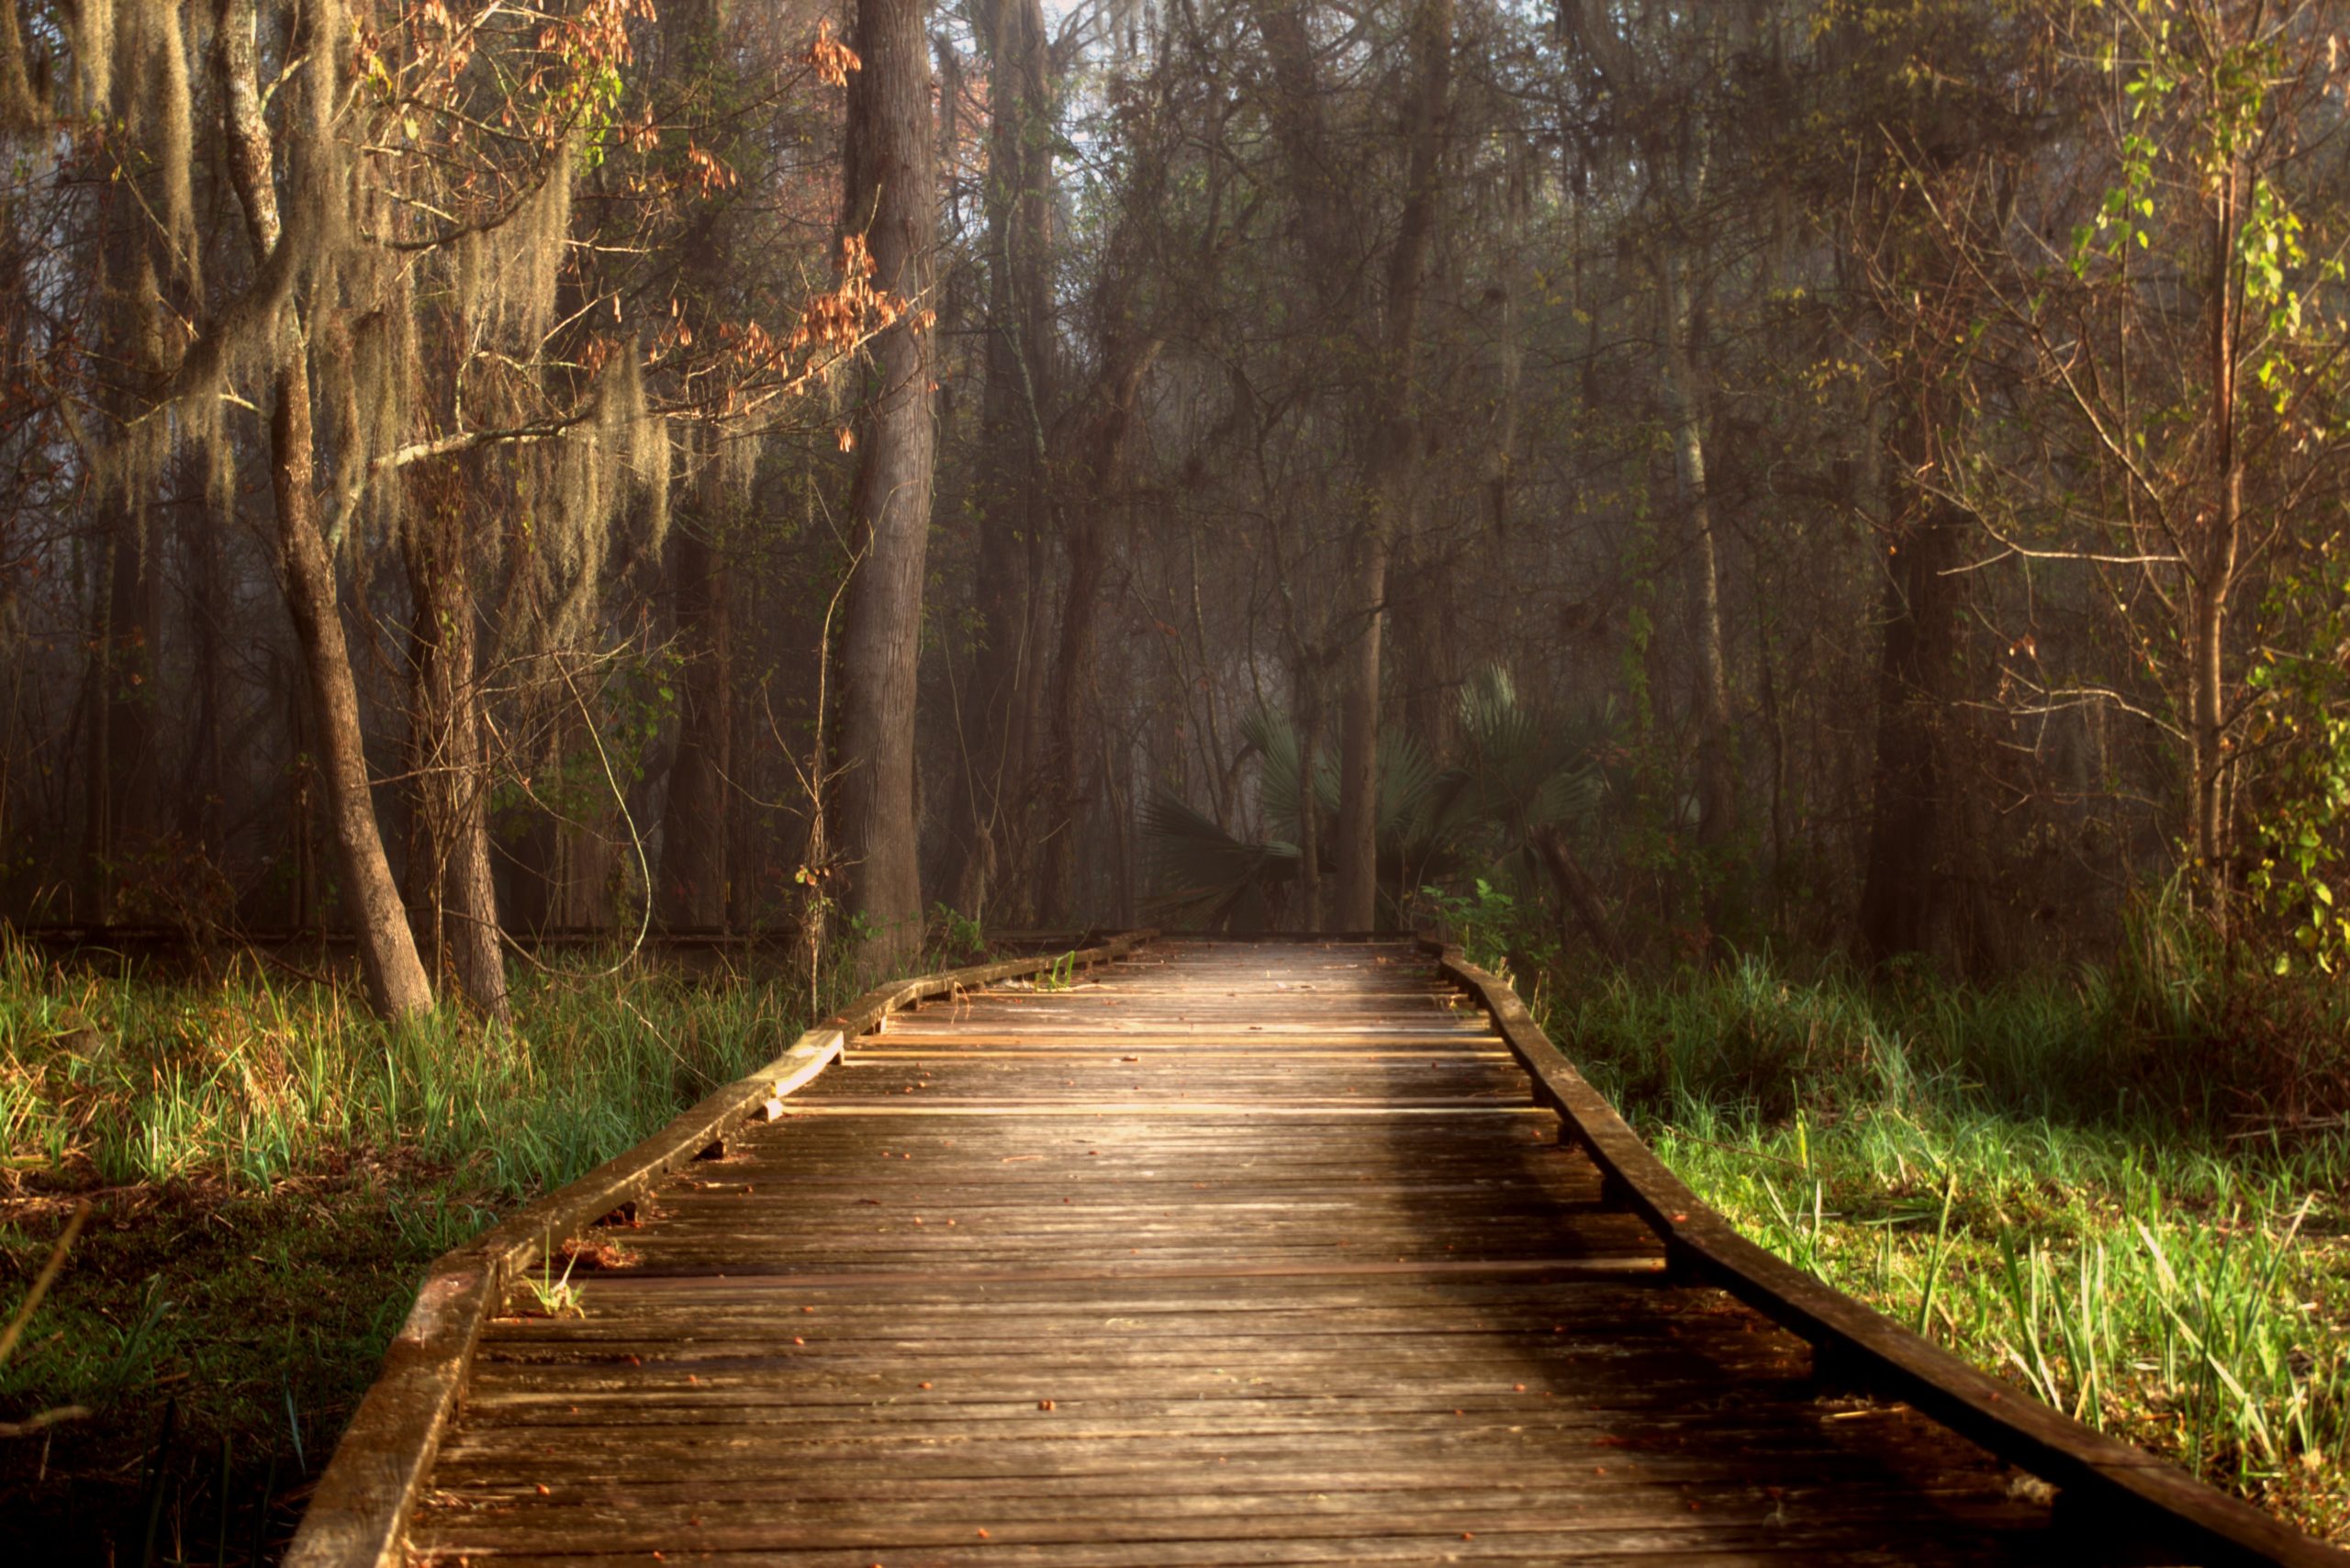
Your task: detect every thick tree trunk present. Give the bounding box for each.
[84,504,161,916]
[1857,494,1961,964]
[403,503,509,1021]
[1331,0,1451,931]
[1330,529,1391,929]
[659,502,732,927]
[1856,430,1998,974]
[1038,343,1156,923]
[274,370,435,1016]
[945,0,1054,925]
[1037,513,1101,924]
[218,0,431,1018]
[177,495,226,857]
[836,0,940,974]
[1254,0,1360,932]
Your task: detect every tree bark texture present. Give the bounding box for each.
[659,499,732,927]
[403,497,509,1021]
[84,502,162,917]
[837,0,940,972]
[1332,0,1451,931]
[1039,341,1158,924]
[1658,245,1737,929]
[218,0,432,1018]
[1855,439,2000,975]
[945,0,1054,925]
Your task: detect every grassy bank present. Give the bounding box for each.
[0,935,839,1564]
[1531,953,2350,1540]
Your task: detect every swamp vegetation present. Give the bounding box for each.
[6,918,2350,1555]
[4,0,2350,1557]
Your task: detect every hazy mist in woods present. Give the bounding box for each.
[11,2,2350,1558]
[4,0,2348,991]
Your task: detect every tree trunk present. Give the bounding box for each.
[1855,420,1998,974]
[1038,342,1156,924]
[177,492,226,858]
[1331,0,1451,931]
[218,0,431,1018]
[1330,528,1391,929]
[1529,822,1625,965]
[659,496,732,927]
[403,498,508,1021]
[945,0,1054,926]
[84,504,161,917]
[1293,680,1323,933]
[1658,244,1736,938]
[836,0,940,974]
[274,363,434,1017]
[1857,492,1962,965]
[2191,157,2244,900]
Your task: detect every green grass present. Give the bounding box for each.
[0,935,851,1563]
[0,937,831,1193]
[1538,953,2350,1540]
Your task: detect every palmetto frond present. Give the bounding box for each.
[1143,675,1605,927]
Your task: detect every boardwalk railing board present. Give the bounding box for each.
[1429,940,2344,1568]
[285,931,1149,1568]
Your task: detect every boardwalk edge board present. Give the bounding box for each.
[285,932,1150,1568]
[1427,939,2344,1568]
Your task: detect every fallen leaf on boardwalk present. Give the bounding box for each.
[1037,1398,1056,1410]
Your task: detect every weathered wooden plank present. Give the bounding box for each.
[285,933,1152,1568]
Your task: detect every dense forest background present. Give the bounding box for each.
[6,0,2350,1556]
[5,0,2346,997]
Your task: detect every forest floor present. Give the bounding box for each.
[1,931,2344,1562]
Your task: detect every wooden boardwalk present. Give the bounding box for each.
[402,938,2063,1564]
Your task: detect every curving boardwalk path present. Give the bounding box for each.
[402,938,2065,1565]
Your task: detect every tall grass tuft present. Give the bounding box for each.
[1544,944,2350,1535]
[0,934,862,1198]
